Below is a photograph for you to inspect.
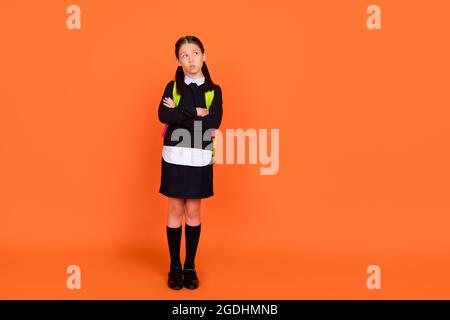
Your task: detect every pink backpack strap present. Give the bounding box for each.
[161,124,168,137]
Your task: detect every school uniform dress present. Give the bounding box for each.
[158,75,223,199]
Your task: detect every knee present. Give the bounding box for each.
[185,205,200,220]
[168,202,185,218]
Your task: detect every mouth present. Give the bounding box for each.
[189,65,196,68]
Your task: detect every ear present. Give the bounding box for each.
[176,58,181,66]
[203,51,206,62]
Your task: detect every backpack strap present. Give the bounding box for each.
[172,80,214,108]
[172,81,182,107]
[205,90,214,109]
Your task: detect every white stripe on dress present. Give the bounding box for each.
[162,145,213,167]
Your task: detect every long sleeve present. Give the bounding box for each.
[158,81,197,125]
[179,85,223,131]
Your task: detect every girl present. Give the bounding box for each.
[158,35,223,290]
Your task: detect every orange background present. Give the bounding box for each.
[1,0,450,299]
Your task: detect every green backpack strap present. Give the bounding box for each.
[172,81,182,107]
[172,81,214,108]
[204,88,216,158]
[205,90,214,109]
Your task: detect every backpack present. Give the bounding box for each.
[161,81,217,157]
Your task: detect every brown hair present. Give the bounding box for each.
[174,35,214,95]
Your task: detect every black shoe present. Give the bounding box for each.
[183,268,199,289]
[168,266,183,290]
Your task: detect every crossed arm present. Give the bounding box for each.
[158,81,197,124]
[179,85,223,131]
[158,81,223,131]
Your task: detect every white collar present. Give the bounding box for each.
[184,75,205,86]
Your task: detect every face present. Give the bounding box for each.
[177,43,206,78]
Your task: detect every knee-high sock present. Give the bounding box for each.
[166,225,182,269]
[184,223,201,269]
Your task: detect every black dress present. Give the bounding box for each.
[158,78,223,199]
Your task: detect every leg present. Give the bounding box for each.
[167,197,185,227]
[166,197,185,290]
[183,199,202,289]
[184,199,202,269]
[184,198,201,226]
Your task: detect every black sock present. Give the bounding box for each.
[184,223,201,270]
[166,225,182,270]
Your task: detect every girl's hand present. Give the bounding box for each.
[196,107,209,117]
[163,97,175,108]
